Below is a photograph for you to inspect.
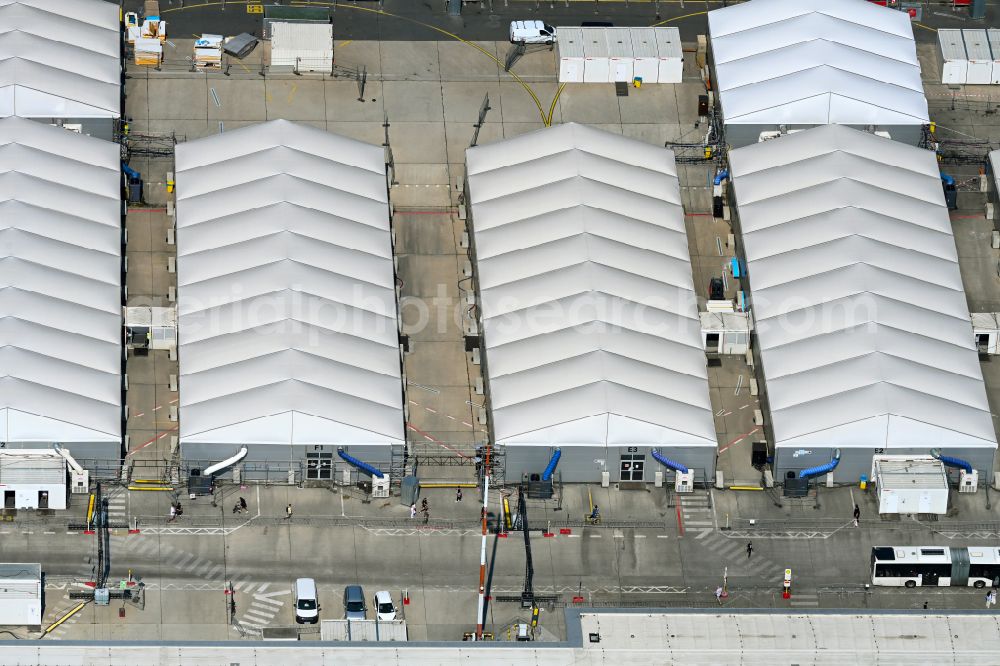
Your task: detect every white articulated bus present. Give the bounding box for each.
[871,546,1000,588]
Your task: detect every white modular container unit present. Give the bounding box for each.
[939,29,968,84]
[556,27,585,83]
[605,27,634,83]
[582,27,610,83]
[963,29,992,85]
[629,28,659,83]
[270,22,334,74]
[654,27,683,84]
[989,29,1000,84]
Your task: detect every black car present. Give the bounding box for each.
[709,277,725,300]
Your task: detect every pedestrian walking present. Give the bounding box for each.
[409,503,417,519]
[852,504,861,528]
[422,506,429,525]
[285,503,293,520]
[456,488,463,502]
[746,541,753,559]
[923,601,928,610]
[168,504,177,523]
[239,497,248,513]
[715,586,724,605]
[989,590,997,608]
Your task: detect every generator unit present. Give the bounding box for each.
[70,470,90,495]
[372,475,390,499]
[675,471,694,493]
[960,469,979,493]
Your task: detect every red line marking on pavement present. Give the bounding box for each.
[406,423,469,458]
[718,427,761,455]
[394,211,456,215]
[126,425,179,458]
[952,214,985,219]
[676,505,685,537]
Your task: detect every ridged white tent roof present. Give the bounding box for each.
[0,0,121,119]
[466,123,716,449]
[0,116,122,443]
[730,125,996,451]
[176,120,404,447]
[708,0,928,127]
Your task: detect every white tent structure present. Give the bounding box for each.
[175,120,404,474]
[0,0,122,139]
[708,0,929,147]
[0,116,122,458]
[466,123,717,483]
[729,124,996,481]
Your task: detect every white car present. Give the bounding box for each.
[373,590,396,621]
[509,20,556,45]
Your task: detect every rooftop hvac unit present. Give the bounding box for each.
[70,470,89,494]
[674,471,694,493]
[372,476,390,499]
[960,470,979,493]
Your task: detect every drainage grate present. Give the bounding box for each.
[615,82,629,97]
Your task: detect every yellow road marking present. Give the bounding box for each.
[546,82,566,127]
[338,40,353,48]
[651,9,708,27]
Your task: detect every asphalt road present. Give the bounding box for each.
[123,1,998,44]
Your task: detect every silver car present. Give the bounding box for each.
[344,585,366,620]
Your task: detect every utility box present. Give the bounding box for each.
[674,471,694,493]
[960,469,979,493]
[654,470,663,488]
[372,476,390,499]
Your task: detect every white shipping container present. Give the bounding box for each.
[629,28,659,84]
[939,29,968,85]
[605,28,634,83]
[654,27,683,84]
[988,29,1000,84]
[556,27,585,83]
[582,27,610,83]
[963,29,992,84]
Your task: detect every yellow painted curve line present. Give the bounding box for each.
[546,83,566,127]
[914,22,937,33]
[175,0,548,124]
[651,10,708,27]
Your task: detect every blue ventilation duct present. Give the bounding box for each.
[930,449,973,474]
[337,448,384,479]
[799,449,841,480]
[541,448,561,482]
[651,450,689,474]
[713,170,729,186]
[122,162,141,181]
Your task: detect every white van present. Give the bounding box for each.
[294,578,319,624]
[510,20,556,45]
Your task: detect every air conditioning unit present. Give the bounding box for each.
[960,469,979,493]
[675,471,694,493]
[70,470,90,494]
[372,476,390,499]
